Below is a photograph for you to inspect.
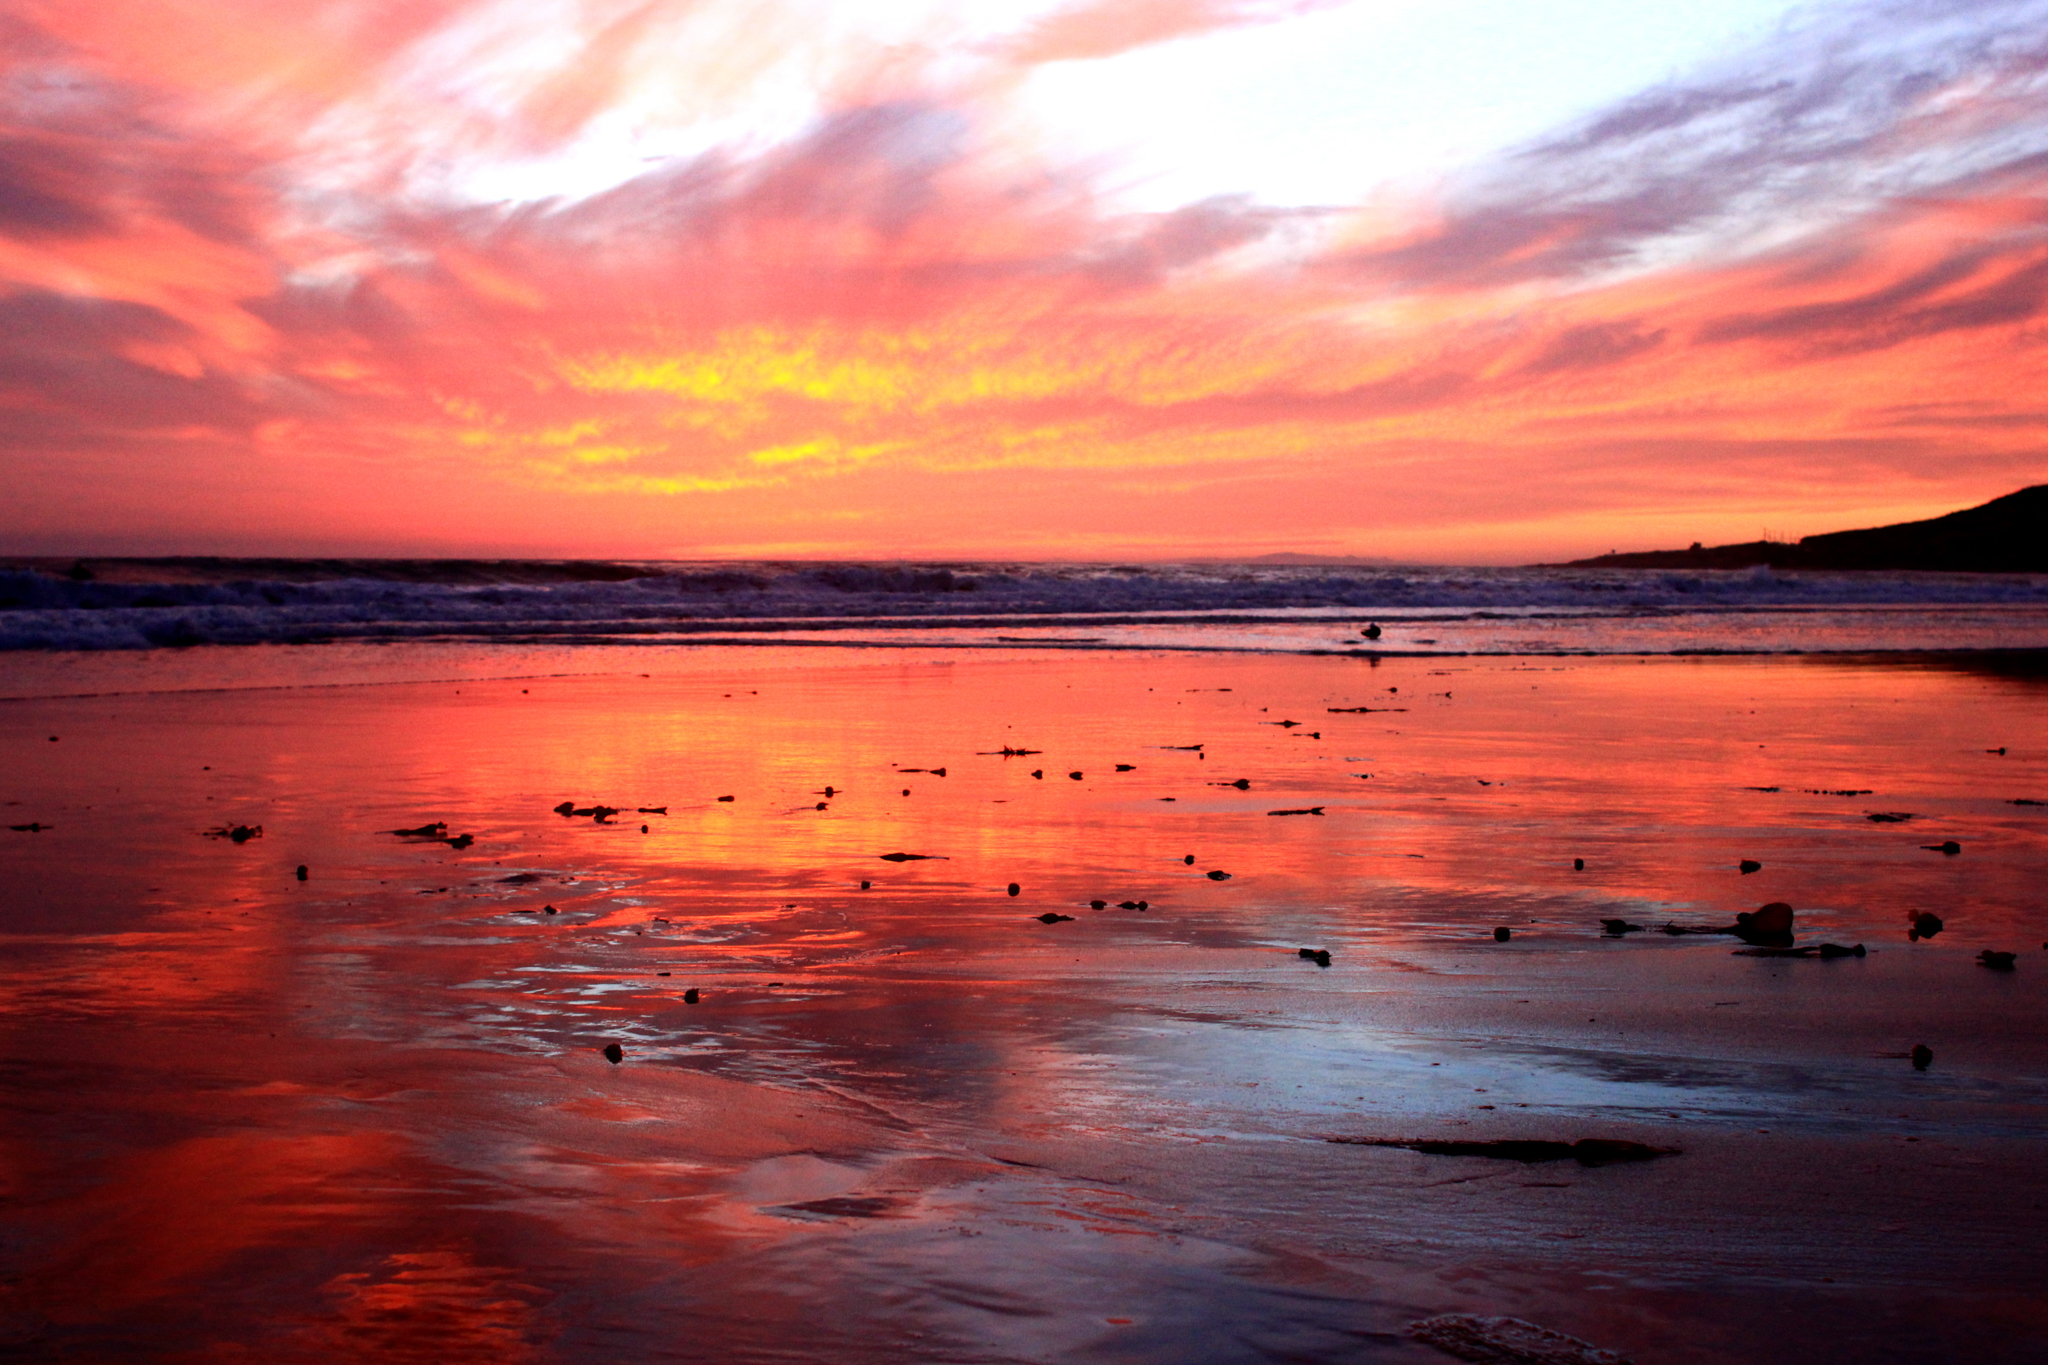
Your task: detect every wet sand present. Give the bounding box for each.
[2,648,2044,1363]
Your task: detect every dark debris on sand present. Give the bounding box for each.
[1329,1137,1677,1166]
[1408,1313,1633,1365]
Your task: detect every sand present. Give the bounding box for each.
[1,646,2043,1363]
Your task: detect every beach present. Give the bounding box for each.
[2,643,2044,1363]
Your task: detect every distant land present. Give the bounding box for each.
[1551,485,2048,572]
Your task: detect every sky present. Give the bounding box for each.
[4,0,2048,563]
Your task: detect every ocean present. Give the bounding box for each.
[4,561,2047,667]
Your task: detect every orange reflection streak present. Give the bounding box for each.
[266,1249,544,1365]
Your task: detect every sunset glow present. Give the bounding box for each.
[6,0,2048,559]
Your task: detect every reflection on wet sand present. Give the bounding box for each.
[1,648,2044,1362]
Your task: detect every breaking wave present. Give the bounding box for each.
[1,559,2046,653]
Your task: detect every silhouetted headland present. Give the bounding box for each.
[1550,485,2047,572]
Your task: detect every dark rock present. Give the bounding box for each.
[684,988,700,1003]
[1911,1043,1933,1070]
[1091,900,1108,909]
[1007,882,1021,897]
[8,823,48,832]
[295,865,308,881]
[543,905,558,915]
[1978,949,2017,970]
[639,806,667,814]
[1739,859,1762,874]
[1268,807,1325,816]
[602,1043,623,1064]
[1068,771,1084,780]
[717,795,735,802]
[861,880,871,890]
[1036,913,1074,924]
[1216,778,1251,790]
[1600,919,1645,935]
[1184,854,1195,864]
[1206,869,1232,880]
[1031,770,1043,779]
[553,801,576,816]
[1493,927,1511,942]
[1573,858,1584,871]
[500,872,540,883]
[1866,811,1914,823]
[1731,902,1795,946]
[879,852,944,861]
[1362,623,1381,639]
[1922,840,1961,855]
[1908,910,1944,941]
[206,824,264,843]
[1115,764,1135,772]
[392,822,447,838]
[444,833,474,849]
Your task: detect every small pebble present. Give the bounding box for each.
[1494,926,1511,942]
[295,865,308,881]
[1007,883,1021,897]
[1573,858,1584,871]
[602,1043,623,1064]
[684,988,700,1003]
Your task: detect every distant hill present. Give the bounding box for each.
[1552,485,2048,572]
